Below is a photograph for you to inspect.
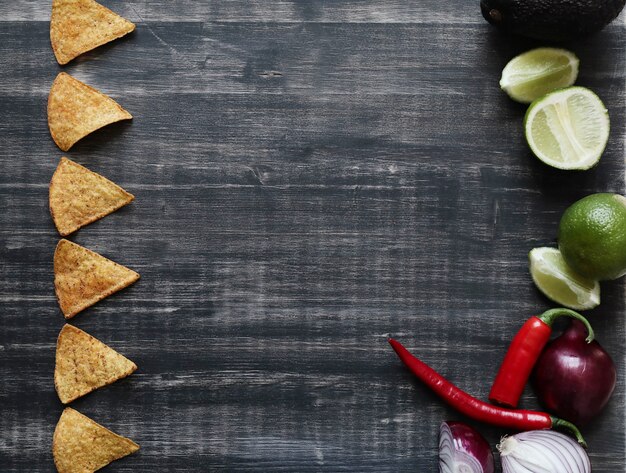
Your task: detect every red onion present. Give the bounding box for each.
[439,421,495,473]
[533,319,617,425]
[498,430,590,473]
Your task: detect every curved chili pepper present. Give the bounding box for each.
[388,338,586,446]
[488,308,594,408]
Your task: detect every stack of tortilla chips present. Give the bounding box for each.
[47,1,142,472]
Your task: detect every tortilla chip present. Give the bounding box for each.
[48,72,132,152]
[54,239,140,319]
[50,157,134,236]
[50,0,135,65]
[55,324,137,404]
[53,407,139,473]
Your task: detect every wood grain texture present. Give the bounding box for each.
[0,1,487,23]
[0,1,624,471]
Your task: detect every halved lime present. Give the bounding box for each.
[524,87,609,170]
[529,247,600,310]
[500,48,579,104]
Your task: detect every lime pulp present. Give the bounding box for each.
[500,48,579,104]
[524,87,609,170]
[529,247,600,310]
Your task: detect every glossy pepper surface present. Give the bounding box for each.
[388,338,586,446]
[489,308,594,408]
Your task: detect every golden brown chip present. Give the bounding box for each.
[55,324,137,404]
[50,157,134,236]
[50,0,135,65]
[48,72,132,152]
[53,407,139,473]
[54,239,140,319]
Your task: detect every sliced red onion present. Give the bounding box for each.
[439,421,495,473]
[498,430,591,473]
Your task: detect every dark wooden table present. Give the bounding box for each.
[1,1,624,471]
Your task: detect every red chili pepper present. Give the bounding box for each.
[388,338,586,446]
[489,308,594,408]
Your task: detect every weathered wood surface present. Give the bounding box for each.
[0,1,624,471]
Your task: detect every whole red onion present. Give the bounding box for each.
[533,320,616,425]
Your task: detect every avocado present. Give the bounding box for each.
[480,0,625,41]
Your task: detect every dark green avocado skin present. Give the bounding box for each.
[480,0,626,41]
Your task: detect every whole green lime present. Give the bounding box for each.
[558,193,626,281]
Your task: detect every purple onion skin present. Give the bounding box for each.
[533,320,617,425]
[441,421,495,473]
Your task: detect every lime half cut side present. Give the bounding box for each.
[500,48,579,103]
[524,87,609,170]
[529,247,600,310]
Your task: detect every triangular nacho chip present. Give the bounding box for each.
[55,324,137,404]
[50,0,135,65]
[54,239,140,318]
[53,407,139,473]
[50,157,134,236]
[48,72,132,152]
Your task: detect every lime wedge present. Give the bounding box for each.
[500,48,579,104]
[529,247,600,310]
[524,87,609,170]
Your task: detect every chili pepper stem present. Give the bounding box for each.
[389,338,587,445]
[539,308,595,343]
[551,416,587,448]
